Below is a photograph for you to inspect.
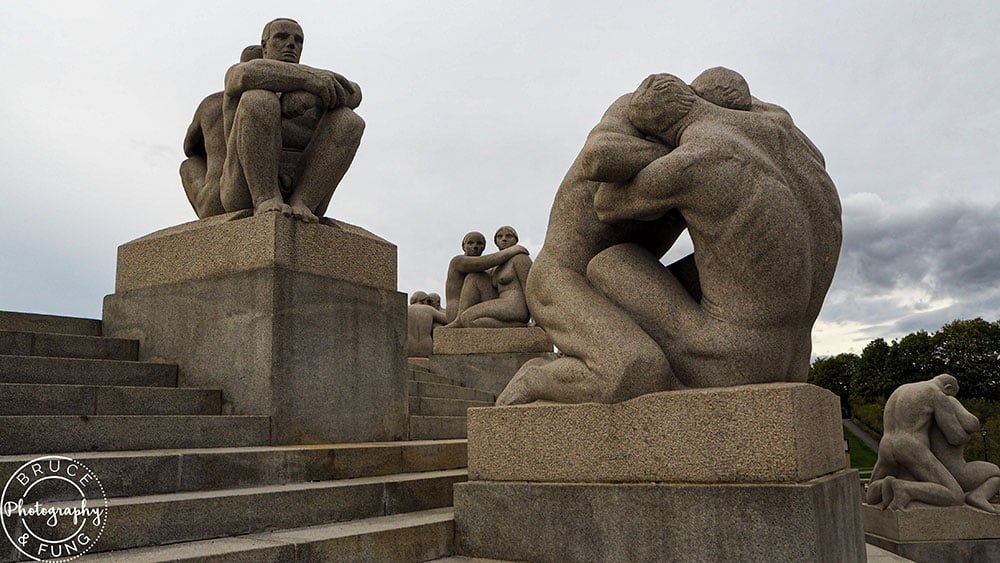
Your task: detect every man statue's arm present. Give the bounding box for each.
[593,142,700,224]
[578,94,671,184]
[225,59,339,108]
[453,245,529,274]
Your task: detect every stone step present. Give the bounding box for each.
[0,383,221,416]
[0,310,102,336]
[410,416,468,440]
[410,397,493,417]
[2,469,468,558]
[0,329,138,360]
[0,439,468,500]
[0,355,177,387]
[411,369,472,388]
[76,508,455,562]
[409,380,494,402]
[0,415,270,455]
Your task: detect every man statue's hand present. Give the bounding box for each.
[305,70,339,109]
[511,244,529,256]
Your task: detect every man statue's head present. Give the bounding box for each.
[261,18,304,64]
[934,373,960,397]
[690,67,752,111]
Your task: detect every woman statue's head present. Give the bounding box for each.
[494,226,519,250]
[462,232,486,256]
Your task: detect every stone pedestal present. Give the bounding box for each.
[454,383,866,562]
[103,212,408,444]
[863,504,1000,562]
[425,327,554,395]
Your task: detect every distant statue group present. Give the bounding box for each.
[497,67,842,405]
[406,227,533,357]
[867,374,1000,513]
[181,18,364,223]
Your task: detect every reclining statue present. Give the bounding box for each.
[497,67,841,405]
[180,18,364,222]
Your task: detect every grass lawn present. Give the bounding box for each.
[844,425,878,471]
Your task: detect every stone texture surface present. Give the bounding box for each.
[115,212,396,293]
[468,383,845,483]
[433,327,552,355]
[500,68,841,405]
[454,469,866,563]
[863,504,1000,542]
[0,383,221,415]
[426,352,558,395]
[104,215,408,444]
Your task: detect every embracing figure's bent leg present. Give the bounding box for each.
[498,254,679,405]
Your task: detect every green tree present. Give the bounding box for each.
[809,353,859,413]
[851,338,892,403]
[933,318,1000,401]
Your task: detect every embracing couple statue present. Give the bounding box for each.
[498,67,842,405]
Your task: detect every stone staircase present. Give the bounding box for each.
[0,311,496,561]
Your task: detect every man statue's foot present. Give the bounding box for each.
[876,476,895,510]
[289,201,319,223]
[966,492,1000,514]
[886,477,911,511]
[256,197,292,217]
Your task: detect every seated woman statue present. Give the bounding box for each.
[446,226,533,328]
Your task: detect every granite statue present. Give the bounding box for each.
[406,291,447,357]
[497,68,841,405]
[866,374,1000,513]
[446,226,532,328]
[182,18,364,223]
[444,231,528,324]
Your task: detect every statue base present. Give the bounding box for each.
[102,212,408,444]
[454,383,866,562]
[863,504,1000,562]
[422,327,554,395]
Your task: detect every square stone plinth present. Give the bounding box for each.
[432,327,552,355]
[468,383,845,483]
[103,213,408,444]
[454,470,866,563]
[115,211,396,293]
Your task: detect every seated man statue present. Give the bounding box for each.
[220,18,365,223]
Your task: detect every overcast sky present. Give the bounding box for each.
[2,1,998,356]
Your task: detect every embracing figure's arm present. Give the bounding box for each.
[578,94,671,184]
